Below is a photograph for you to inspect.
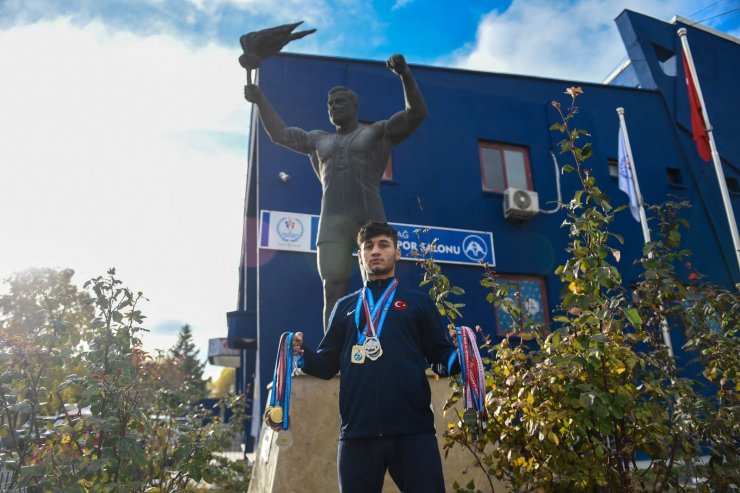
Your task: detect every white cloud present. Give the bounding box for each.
[446,0,700,82]
[0,18,250,379]
[391,0,414,11]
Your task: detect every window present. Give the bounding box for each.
[382,160,393,181]
[666,167,685,187]
[361,122,393,181]
[726,176,739,195]
[494,275,548,336]
[608,159,619,180]
[479,142,533,192]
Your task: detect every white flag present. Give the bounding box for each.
[618,127,640,222]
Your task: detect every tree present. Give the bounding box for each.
[209,368,236,398]
[0,267,92,485]
[421,88,738,492]
[1,268,250,492]
[169,324,208,401]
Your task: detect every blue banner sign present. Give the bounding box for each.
[259,210,495,266]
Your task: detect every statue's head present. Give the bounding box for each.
[327,86,359,127]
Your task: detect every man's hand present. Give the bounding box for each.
[292,331,304,356]
[386,54,409,76]
[244,83,263,103]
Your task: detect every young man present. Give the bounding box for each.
[291,221,459,493]
[245,55,428,330]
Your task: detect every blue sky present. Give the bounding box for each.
[1,0,738,379]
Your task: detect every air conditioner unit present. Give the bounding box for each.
[503,188,539,220]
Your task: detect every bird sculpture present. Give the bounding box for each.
[239,21,316,84]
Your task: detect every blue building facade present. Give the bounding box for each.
[228,10,740,444]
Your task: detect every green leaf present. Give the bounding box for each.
[549,122,565,132]
[624,308,642,328]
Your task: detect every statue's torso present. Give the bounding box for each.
[309,125,391,242]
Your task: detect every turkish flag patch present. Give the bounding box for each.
[393,299,408,310]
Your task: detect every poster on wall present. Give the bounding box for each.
[259,210,495,266]
[259,210,317,253]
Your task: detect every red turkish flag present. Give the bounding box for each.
[682,51,712,161]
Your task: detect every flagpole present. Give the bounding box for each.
[678,28,740,275]
[616,108,651,245]
[617,108,673,356]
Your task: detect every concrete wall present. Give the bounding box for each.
[248,374,508,493]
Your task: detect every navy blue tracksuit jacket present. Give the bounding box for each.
[301,277,460,440]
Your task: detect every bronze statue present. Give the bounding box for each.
[244,51,428,330]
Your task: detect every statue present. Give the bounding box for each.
[240,25,428,329]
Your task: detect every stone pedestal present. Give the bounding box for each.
[247,374,507,493]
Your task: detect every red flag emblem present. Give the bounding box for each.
[393,300,408,310]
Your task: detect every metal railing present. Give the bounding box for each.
[0,468,30,493]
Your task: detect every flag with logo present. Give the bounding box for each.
[618,127,640,222]
[682,51,711,161]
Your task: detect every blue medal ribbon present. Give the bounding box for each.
[354,279,398,343]
[270,331,296,430]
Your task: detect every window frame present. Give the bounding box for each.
[493,274,549,336]
[478,141,534,193]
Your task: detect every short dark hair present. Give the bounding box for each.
[357,221,398,247]
[328,86,359,108]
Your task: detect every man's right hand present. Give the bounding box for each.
[244,83,262,103]
[292,331,304,356]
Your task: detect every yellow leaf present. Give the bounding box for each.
[568,280,585,295]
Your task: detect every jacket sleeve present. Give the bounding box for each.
[417,295,461,377]
[299,299,346,379]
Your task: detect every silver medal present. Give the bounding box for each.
[363,336,383,361]
[276,429,293,449]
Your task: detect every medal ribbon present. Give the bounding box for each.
[355,279,398,343]
[456,326,487,416]
[269,332,297,430]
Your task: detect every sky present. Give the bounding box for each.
[2,0,739,380]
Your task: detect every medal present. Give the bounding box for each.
[362,336,383,361]
[276,429,293,449]
[351,344,366,364]
[355,279,398,362]
[263,404,284,431]
[456,326,487,441]
[267,332,298,436]
[463,407,479,440]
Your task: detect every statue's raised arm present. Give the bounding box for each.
[384,54,428,145]
[244,84,314,154]
[240,21,316,154]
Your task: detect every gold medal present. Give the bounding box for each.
[351,344,366,364]
[263,405,284,431]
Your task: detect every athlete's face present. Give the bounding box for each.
[359,234,400,280]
